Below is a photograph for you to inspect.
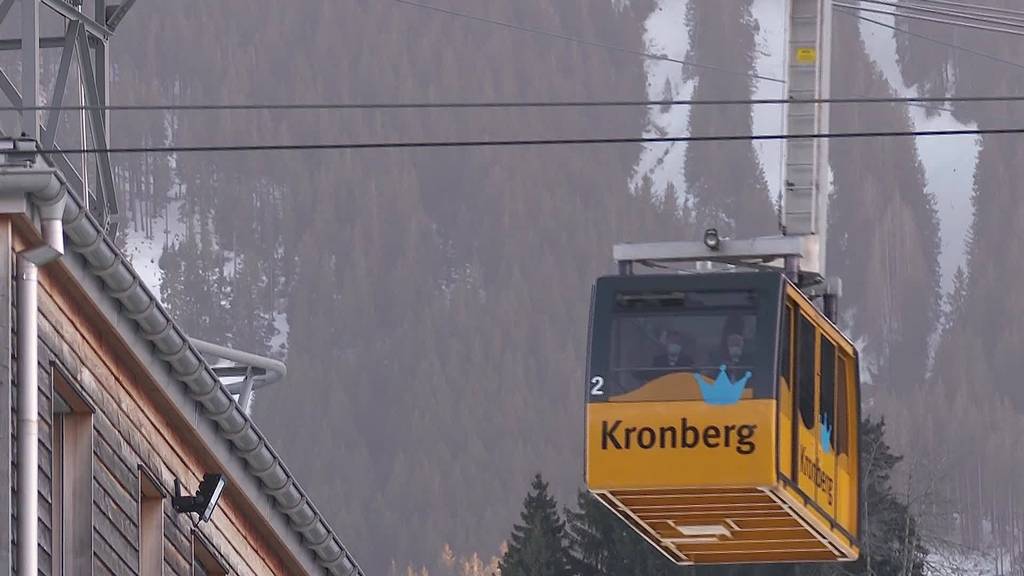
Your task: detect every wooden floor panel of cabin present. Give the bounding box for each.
[597,488,843,565]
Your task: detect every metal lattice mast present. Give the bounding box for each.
[782,0,832,276]
[8,0,134,235]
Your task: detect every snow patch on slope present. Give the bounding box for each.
[858,14,978,294]
[631,0,786,211]
[270,310,290,357]
[751,0,786,202]
[630,0,695,205]
[926,545,1014,576]
[123,198,185,302]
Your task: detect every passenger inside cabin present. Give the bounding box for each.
[717,314,755,368]
[725,333,748,364]
[652,329,694,371]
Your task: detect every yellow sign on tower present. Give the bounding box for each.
[796,47,817,63]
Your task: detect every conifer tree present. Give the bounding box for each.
[682,0,775,237]
[566,491,687,576]
[846,418,927,576]
[498,474,572,576]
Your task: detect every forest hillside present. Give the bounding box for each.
[86,0,1024,573]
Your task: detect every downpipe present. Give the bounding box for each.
[10,165,65,576]
[15,256,38,575]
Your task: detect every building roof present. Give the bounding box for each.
[5,142,364,576]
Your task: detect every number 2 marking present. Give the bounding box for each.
[590,376,605,396]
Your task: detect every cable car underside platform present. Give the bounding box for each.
[594,486,856,565]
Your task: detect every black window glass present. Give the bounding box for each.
[606,290,760,397]
[614,290,757,311]
[820,337,836,453]
[780,304,793,388]
[796,314,815,429]
[837,355,849,456]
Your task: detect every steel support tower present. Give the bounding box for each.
[782,0,832,276]
[615,0,836,313]
[2,0,134,234]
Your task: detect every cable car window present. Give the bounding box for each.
[614,290,757,311]
[796,314,815,429]
[607,290,760,397]
[780,303,793,388]
[836,354,849,456]
[820,336,836,453]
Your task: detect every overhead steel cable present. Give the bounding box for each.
[856,0,1024,29]
[903,0,1024,19]
[834,2,1024,38]
[30,127,1024,155]
[836,9,1024,73]
[835,10,1024,124]
[391,0,785,84]
[8,95,1024,112]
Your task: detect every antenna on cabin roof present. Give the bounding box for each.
[191,339,286,416]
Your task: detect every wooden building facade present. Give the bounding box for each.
[0,142,362,575]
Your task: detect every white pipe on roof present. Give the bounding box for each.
[192,338,287,387]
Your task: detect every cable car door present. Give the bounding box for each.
[817,335,838,520]
[794,307,840,520]
[794,312,819,501]
[778,301,794,485]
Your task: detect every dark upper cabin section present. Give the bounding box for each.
[587,271,785,401]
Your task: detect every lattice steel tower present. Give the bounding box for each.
[3,0,134,234]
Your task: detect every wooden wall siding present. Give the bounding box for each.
[0,224,12,576]
[31,312,264,576]
[9,259,15,573]
[53,273,299,574]
[164,499,193,576]
[38,362,53,576]
[4,228,303,575]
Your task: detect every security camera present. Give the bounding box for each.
[703,228,721,251]
[172,473,227,523]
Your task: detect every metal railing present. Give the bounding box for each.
[190,339,286,415]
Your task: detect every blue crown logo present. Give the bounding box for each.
[697,365,751,405]
[821,414,833,454]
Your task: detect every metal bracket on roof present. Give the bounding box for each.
[614,233,817,282]
[613,231,841,320]
[614,234,805,265]
[191,339,286,416]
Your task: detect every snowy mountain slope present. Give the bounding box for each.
[630,0,696,203]
[751,0,786,203]
[857,13,978,295]
[630,1,977,297]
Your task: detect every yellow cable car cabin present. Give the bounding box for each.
[585,271,860,565]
